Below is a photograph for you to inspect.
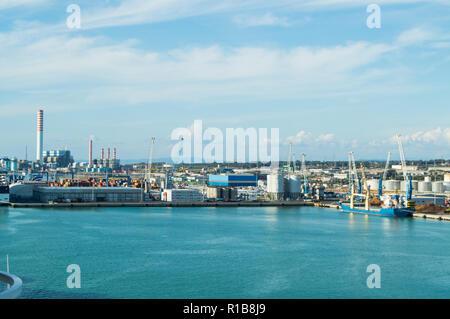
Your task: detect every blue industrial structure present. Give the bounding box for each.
[208,175,257,187]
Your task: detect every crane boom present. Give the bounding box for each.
[396,135,408,183]
[382,152,391,181]
[145,137,156,193]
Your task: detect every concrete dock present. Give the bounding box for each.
[413,213,450,221]
[8,200,312,209]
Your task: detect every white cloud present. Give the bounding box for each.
[286,131,335,145]
[395,128,450,144]
[287,131,313,144]
[316,133,335,143]
[233,12,292,27]
[396,27,437,46]
[0,27,395,112]
[79,0,447,30]
[0,0,47,10]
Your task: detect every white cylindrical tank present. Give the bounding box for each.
[432,182,444,193]
[445,174,450,183]
[412,181,419,192]
[267,174,284,198]
[418,181,432,193]
[445,182,450,192]
[424,176,432,182]
[367,179,379,192]
[384,180,401,192]
[288,175,301,199]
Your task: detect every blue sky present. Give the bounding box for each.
[0,0,449,161]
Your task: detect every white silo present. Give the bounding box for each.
[432,182,444,193]
[384,180,401,192]
[288,175,301,200]
[418,181,432,193]
[367,179,380,192]
[424,176,432,182]
[267,174,285,200]
[412,181,419,192]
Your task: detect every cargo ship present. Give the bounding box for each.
[340,193,414,217]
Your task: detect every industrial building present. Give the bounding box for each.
[9,183,143,203]
[208,175,257,187]
[206,187,238,201]
[42,150,74,168]
[88,142,120,171]
[161,189,204,202]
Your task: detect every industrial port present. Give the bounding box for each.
[1,109,449,216]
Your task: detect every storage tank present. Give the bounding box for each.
[288,175,301,200]
[418,181,432,193]
[412,181,419,192]
[445,182,450,192]
[384,180,401,192]
[267,174,284,200]
[432,182,444,193]
[367,179,379,192]
[424,176,432,183]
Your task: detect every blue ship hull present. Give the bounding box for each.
[341,205,413,217]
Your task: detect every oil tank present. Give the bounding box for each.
[418,181,432,193]
[288,175,301,200]
[432,182,444,193]
[412,181,419,192]
[367,179,379,192]
[384,180,401,192]
[424,176,432,182]
[267,174,284,200]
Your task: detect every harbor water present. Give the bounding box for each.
[1,206,450,299]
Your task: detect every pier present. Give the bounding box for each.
[8,200,313,209]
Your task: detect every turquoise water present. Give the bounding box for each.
[1,205,450,299]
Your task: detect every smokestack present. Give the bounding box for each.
[101,148,104,161]
[107,148,110,160]
[89,139,93,166]
[113,148,117,160]
[36,110,43,162]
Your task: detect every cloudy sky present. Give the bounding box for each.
[0,0,449,161]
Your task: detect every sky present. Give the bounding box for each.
[0,0,449,162]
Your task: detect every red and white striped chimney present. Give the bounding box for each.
[107,148,110,160]
[101,148,104,161]
[113,148,117,160]
[36,110,43,161]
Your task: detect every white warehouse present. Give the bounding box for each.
[161,189,204,202]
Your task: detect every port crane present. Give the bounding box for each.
[301,153,311,197]
[396,134,413,203]
[348,152,361,195]
[378,152,391,197]
[145,137,156,193]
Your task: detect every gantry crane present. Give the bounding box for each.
[145,137,156,193]
[301,153,311,197]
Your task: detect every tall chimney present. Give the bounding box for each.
[36,110,43,162]
[107,148,110,160]
[101,148,104,161]
[89,139,93,166]
[113,148,117,160]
